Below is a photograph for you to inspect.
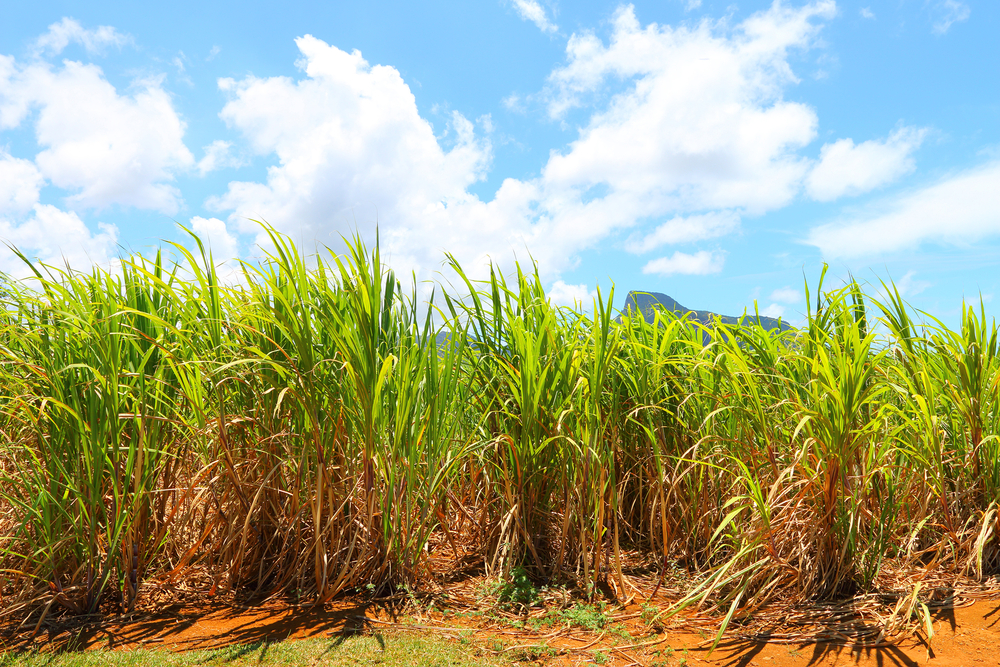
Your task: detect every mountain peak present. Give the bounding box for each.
[621,290,791,333]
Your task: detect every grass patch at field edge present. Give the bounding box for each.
[0,632,506,667]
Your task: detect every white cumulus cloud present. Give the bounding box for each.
[759,303,786,318]
[806,126,926,201]
[806,161,1000,258]
[548,280,597,307]
[0,151,45,216]
[190,216,239,261]
[0,53,193,212]
[186,216,244,282]
[31,17,131,57]
[624,211,740,253]
[509,0,558,34]
[769,285,802,304]
[642,250,725,276]
[197,140,246,175]
[894,270,931,297]
[541,2,834,222]
[0,19,195,277]
[1,149,119,280]
[209,2,838,284]
[931,0,970,35]
[0,204,119,277]
[210,36,498,273]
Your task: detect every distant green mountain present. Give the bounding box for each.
[620,291,792,333]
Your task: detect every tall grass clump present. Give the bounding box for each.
[0,228,998,632]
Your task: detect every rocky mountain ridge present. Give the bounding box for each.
[621,290,791,332]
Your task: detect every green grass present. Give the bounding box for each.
[0,633,505,667]
[555,603,611,632]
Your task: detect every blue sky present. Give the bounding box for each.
[1,0,997,324]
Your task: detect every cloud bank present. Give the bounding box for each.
[0,38,191,275]
[806,126,926,201]
[32,17,131,57]
[510,0,558,34]
[209,1,843,284]
[806,161,1000,258]
[3,5,993,300]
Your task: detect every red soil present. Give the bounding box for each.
[11,594,999,666]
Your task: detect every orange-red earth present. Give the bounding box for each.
[10,595,1000,666]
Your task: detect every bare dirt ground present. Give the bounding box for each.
[7,589,999,666]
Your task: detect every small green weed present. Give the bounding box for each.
[519,601,616,635]
[649,645,675,666]
[492,567,539,610]
[560,602,609,632]
[508,642,557,661]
